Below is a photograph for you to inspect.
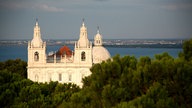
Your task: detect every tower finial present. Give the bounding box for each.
[35,18,38,26]
[82,18,84,22]
[97,26,100,34]
[82,18,85,26]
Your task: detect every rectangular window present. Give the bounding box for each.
[59,73,62,81]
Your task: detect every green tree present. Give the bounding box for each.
[179,39,192,61]
[0,59,27,78]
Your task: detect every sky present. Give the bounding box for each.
[0,0,192,40]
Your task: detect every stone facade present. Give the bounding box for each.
[27,20,110,87]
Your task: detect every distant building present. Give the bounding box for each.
[27,20,110,87]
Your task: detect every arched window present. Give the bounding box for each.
[35,74,39,82]
[34,52,39,61]
[81,51,86,61]
[59,73,62,81]
[69,74,72,81]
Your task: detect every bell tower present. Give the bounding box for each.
[74,19,92,65]
[28,19,46,65]
[77,19,90,48]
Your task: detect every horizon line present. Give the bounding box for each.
[0,38,190,41]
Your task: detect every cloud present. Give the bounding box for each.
[0,1,29,9]
[35,4,65,12]
[0,1,65,12]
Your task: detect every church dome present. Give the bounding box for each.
[92,46,111,64]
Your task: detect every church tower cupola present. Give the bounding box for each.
[28,19,46,64]
[77,19,90,48]
[31,19,43,48]
[94,27,103,46]
[74,19,92,64]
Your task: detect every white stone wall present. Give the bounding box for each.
[28,65,91,87]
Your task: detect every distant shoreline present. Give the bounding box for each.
[0,44,182,49]
[104,44,182,49]
[0,39,183,48]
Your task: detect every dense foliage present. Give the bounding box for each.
[0,59,80,108]
[0,39,192,108]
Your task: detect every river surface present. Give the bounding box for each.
[0,45,182,61]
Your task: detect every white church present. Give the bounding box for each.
[27,20,111,87]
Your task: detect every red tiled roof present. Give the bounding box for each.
[57,45,72,56]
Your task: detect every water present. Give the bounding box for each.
[107,47,182,58]
[0,45,182,61]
